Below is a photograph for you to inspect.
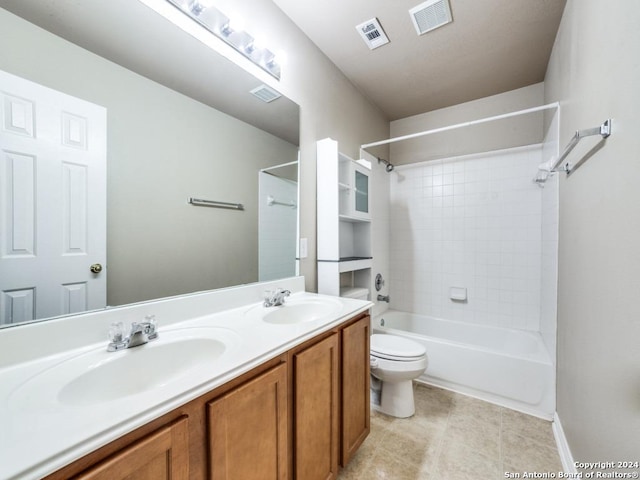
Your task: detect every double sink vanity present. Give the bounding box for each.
[0,277,372,480]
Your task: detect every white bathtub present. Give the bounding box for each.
[372,310,555,419]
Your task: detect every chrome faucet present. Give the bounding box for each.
[377,294,390,303]
[108,315,159,351]
[264,288,291,307]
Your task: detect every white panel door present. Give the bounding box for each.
[0,70,107,325]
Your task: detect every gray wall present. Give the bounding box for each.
[0,9,298,306]
[544,0,640,464]
[217,0,390,292]
[390,83,545,165]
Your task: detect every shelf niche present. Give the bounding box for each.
[317,138,372,299]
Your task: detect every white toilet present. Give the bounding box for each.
[370,333,428,418]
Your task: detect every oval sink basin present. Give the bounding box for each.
[262,298,343,325]
[10,327,240,408]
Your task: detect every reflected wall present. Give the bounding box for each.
[0,8,299,313]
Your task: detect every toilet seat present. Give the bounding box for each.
[370,334,426,362]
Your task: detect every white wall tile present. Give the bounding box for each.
[389,145,547,331]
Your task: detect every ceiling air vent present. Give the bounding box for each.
[250,85,282,103]
[409,0,453,36]
[355,17,390,50]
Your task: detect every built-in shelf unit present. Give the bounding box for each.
[317,138,372,299]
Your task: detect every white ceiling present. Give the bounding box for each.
[1,0,567,128]
[273,0,566,120]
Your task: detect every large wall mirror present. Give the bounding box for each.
[0,0,300,328]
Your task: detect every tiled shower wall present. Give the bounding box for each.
[389,145,545,331]
[540,111,560,363]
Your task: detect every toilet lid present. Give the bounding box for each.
[370,334,426,361]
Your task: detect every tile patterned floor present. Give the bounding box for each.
[339,383,562,480]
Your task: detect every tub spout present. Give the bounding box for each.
[377,294,390,303]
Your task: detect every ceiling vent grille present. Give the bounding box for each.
[355,17,390,50]
[250,85,282,103]
[409,0,453,36]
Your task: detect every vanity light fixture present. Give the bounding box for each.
[166,0,282,80]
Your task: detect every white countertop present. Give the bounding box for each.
[0,278,372,480]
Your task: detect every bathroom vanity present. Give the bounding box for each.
[0,277,371,480]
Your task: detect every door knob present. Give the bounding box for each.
[90,263,103,274]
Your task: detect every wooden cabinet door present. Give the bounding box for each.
[293,333,339,480]
[208,363,288,480]
[341,315,370,466]
[75,417,189,480]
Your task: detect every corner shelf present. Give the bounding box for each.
[338,258,372,273]
[317,138,372,299]
[340,286,370,299]
[339,214,371,223]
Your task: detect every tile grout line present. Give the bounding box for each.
[428,383,453,478]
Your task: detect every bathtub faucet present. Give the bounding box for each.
[377,294,390,303]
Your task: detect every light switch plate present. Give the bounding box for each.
[299,237,308,258]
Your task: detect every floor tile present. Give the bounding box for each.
[338,383,563,480]
[502,408,556,448]
[502,429,563,474]
[435,440,501,480]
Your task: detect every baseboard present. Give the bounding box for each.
[415,378,554,421]
[553,411,577,474]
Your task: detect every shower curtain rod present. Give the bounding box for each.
[260,160,298,173]
[361,102,560,150]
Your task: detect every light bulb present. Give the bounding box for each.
[251,35,266,51]
[227,16,245,33]
[274,49,288,67]
[189,0,214,16]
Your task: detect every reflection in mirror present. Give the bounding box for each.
[259,161,299,281]
[0,1,300,328]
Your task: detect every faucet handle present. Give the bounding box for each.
[107,322,127,351]
[109,322,125,342]
[263,289,275,307]
[144,315,158,340]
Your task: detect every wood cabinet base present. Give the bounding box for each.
[75,417,189,480]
